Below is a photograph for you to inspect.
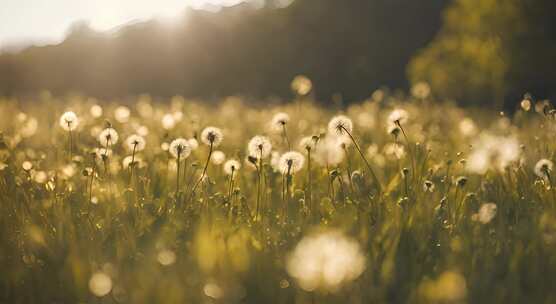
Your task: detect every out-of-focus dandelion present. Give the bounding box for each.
[114,106,130,123]
[271,112,291,149]
[157,249,177,266]
[314,136,345,167]
[286,230,366,292]
[291,75,312,96]
[122,155,143,170]
[20,117,38,138]
[169,138,191,199]
[59,111,79,160]
[89,271,112,297]
[420,271,467,302]
[423,180,435,192]
[466,134,519,174]
[90,104,103,118]
[387,108,409,126]
[472,203,497,224]
[411,81,431,99]
[459,118,477,137]
[162,113,176,130]
[22,161,33,171]
[211,150,226,165]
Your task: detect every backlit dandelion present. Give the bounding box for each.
[169,138,191,199]
[388,108,409,125]
[162,113,176,130]
[125,134,146,152]
[90,104,103,118]
[278,151,305,174]
[328,115,353,136]
[200,126,223,147]
[291,75,312,96]
[98,128,119,147]
[299,136,317,152]
[271,112,291,149]
[224,159,241,200]
[248,135,272,158]
[59,111,79,131]
[474,203,497,224]
[60,111,79,159]
[188,138,199,150]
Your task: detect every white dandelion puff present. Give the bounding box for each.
[161,113,176,130]
[200,126,223,147]
[59,111,79,131]
[387,108,409,125]
[278,151,305,174]
[125,134,146,152]
[223,159,241,175]
[169,138,191,159]
[188,138,199,150]
[248,135,272,158]
[98,128,119,147]
[271,112,290,132]
[328,115,353,136]
[90,104,103,118]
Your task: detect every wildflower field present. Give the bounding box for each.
[1,89,556,303]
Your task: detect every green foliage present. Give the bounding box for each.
[1,91,556,303]
[408,0,556,107]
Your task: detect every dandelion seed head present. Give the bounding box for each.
[387,108,409,125]
[248,135,272,158]
[136,125,149,136]
[169,138,191,159]
[271,112,290,131]
[59,111,79,131]
[89,271,112,297]
[211,150,226,165]
[314,136,345,166]
[521,99,531,111]
[278,151,305,174]
[224,159,241,175]
[20,117,38,138]
[201,126,223,147]
[125,134,146,152]
[328,115,353,136]
[98,128,119,147]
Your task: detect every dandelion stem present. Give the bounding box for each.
[341,126,382,194]
[176,152,181,202]
[190,142,213,199]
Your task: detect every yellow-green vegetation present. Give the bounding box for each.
[1,90,556,303]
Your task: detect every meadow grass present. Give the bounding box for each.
[0,92,555,303]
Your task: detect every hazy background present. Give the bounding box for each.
[1,0,555,108]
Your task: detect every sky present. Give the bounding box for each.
[0,0,250,49]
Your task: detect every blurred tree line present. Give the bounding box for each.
[409,0,556,107]
[0,0,554,107]
[0,0,447,102]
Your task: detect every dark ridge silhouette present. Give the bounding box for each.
[0,0,448,102]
